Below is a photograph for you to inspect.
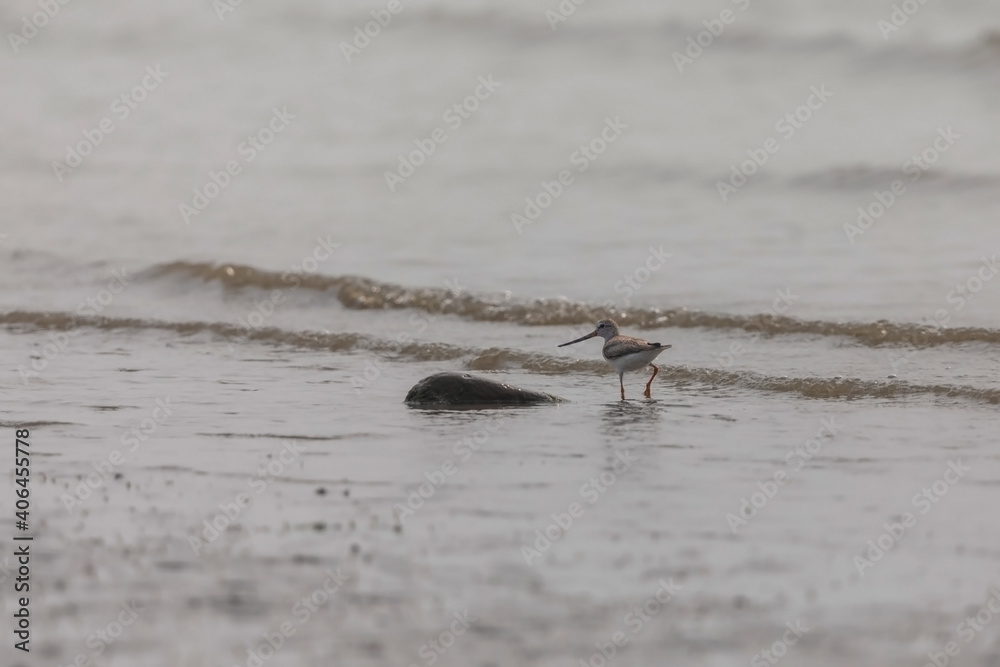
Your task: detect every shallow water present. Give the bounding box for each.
[2,1,1000,666]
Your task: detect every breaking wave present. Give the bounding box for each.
[142,262,1000,349]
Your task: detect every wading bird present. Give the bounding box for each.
[558,319,670,400]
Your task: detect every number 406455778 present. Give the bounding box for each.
[15,429,30,527]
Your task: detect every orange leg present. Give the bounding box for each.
[619,374,625,400]
[643,364,659,398]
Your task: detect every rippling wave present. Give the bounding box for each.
[315,4,1000,60]
[4,309,998,406]
[788,165,1000,191]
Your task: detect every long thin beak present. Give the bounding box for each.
[558,330,597,347]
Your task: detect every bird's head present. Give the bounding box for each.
[558,318,620,346]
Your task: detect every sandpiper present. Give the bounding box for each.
[558,319,670,400]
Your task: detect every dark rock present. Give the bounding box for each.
[404,372,563,407]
